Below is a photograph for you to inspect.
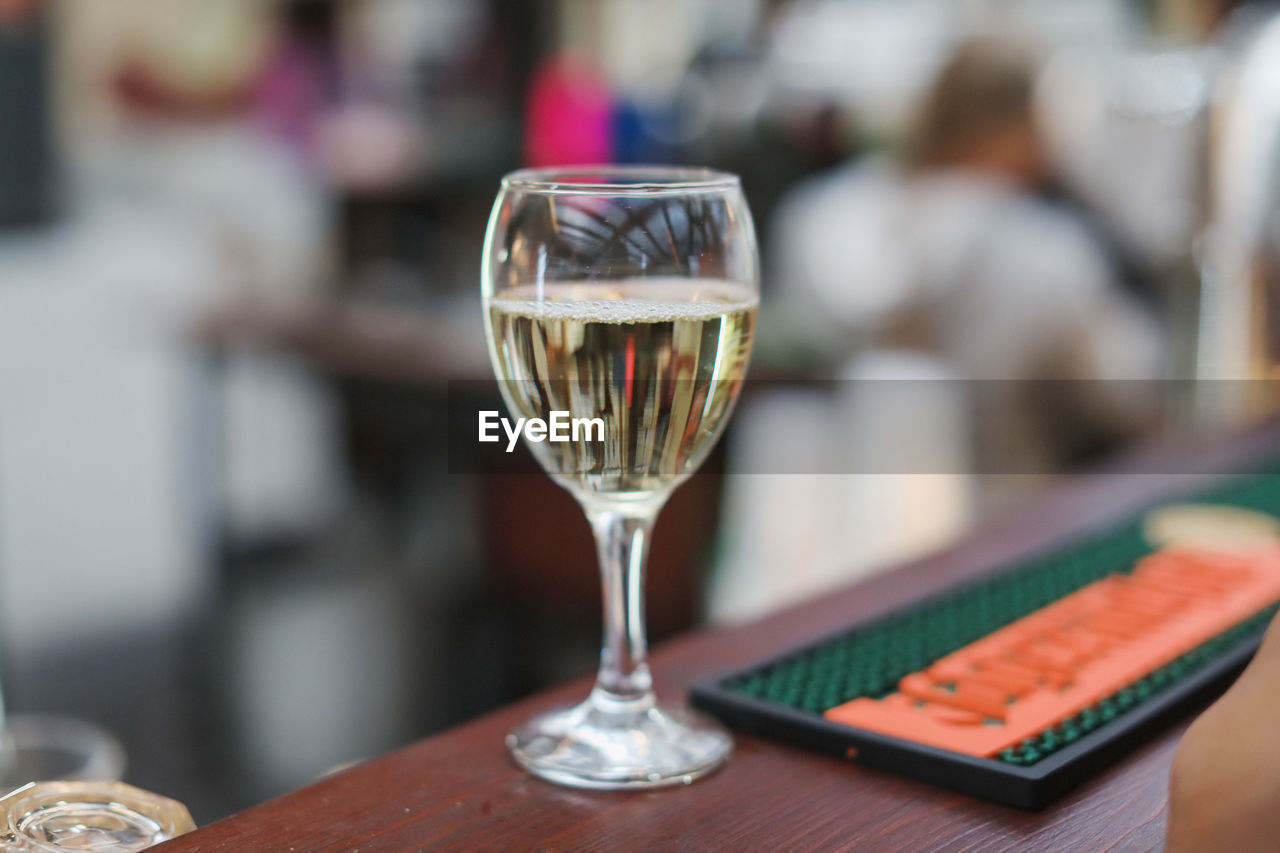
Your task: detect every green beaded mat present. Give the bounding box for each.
[692,464,1280,807]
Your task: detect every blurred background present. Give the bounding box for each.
[2,0,1280,822]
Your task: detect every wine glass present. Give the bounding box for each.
[481,166,758,789]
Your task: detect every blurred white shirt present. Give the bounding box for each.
[772,156,1162,386]
[772,157,1162,476]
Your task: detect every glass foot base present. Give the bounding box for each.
[506,695,732,790]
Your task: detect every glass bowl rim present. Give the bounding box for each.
[501,165,740,195]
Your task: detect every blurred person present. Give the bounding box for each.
[522,55,613,167]
[714,39,1165,622]
[771,38,1163,484]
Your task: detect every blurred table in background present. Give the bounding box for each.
[197,296,493,384]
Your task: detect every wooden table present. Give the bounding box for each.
[157,422,1280,852]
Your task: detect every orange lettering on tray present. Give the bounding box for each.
[823,548,1280,757]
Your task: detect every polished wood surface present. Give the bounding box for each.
[158,423,1280,852]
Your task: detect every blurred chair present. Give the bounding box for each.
[0,203,213,657]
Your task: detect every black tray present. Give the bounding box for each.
[691,464,1280,809]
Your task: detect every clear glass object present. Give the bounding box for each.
[0,717,125,790]
[482,166,759,789]
[0,780,194,852]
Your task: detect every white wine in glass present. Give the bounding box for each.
[487,279,755,495]
[482,167,758,789]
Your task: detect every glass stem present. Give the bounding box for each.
[584,500,663,714]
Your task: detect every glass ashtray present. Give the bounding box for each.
[0,781,194,852]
